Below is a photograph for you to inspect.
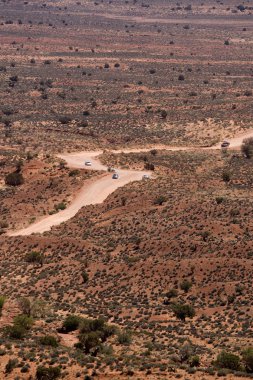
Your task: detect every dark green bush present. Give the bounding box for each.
[62,315,81,332]
[36,366,61,380]
[5,171,24,186]
[39,335,59,347]
[242,347,253,373]
[215,351,241,371]
[171,303,195,321]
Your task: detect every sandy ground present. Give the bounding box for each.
[7,129,253,236]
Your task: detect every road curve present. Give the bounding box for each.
[8,151,151,236]
[7,129,253,236]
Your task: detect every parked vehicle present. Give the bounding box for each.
[142,174,150,179]
[221,140,230,148]
[112,173,119,179]
[85,161,92,166]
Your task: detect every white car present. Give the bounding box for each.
[85,161,92,166]
[112,173,119,179]
[142,174,150,180]
[221,141,230,148]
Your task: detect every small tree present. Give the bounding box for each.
[241,137,253,159]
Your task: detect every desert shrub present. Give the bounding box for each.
[180,279,192,293]
[117,330,132,345]
[69,169,79,177]
[189,355,200,367]
[5,171,24,186]
[171,303,195,321]
[0,296,6,313]
[62,315,82,332]
[54,202,66,211]
[2,106,14,115]
[222,170,231,182]
[154,195,167,205]
[25,251,44,265]
[6,324,26,339]
[14,314,34,330]
[5,358,18,374]
[215,351,241,371]
[178,74,185,81]
[59,115,71,124]
[216,196,224,204]
[39,335,58,347]
[78,318,116,354]
[241,138,253,159]
[242,347,253,372]
[160,110,167,119]
[81,271,89,283]
[36,366,61,380]
[79,331,101,354]
[144,162,155,170]
[166,288,178,299]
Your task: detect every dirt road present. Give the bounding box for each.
[8,130,252,236]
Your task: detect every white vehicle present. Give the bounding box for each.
[142,174,150,180]
[112,173,119,179]
[221,140,230,148]
[85,161,92,166]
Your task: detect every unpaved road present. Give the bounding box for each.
[8,130,252,236]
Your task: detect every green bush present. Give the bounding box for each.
[215,351,241,371]
[54,202,66,211]
[172,303,195,321]
[14,314,34,330]
[36,366,61,380]
[0,296,6,312]
[39,335,58,347]
[81,271,89,284]
[242,347,253,372]
[180,279,192,293]
[117,330,132,345]
[5,171,24,186]
[78,317,116,354]
[6,324,26,339]
[5,358,18,374]
[62,315,81,332]
[25,251,44,265]
[189,355,200,367]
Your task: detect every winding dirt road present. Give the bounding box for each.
[8,130,252,236]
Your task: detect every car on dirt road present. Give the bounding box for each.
[142,174,150,179]
[112,173,119,179]
[221,140,230,148]
[85,161,92,166]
